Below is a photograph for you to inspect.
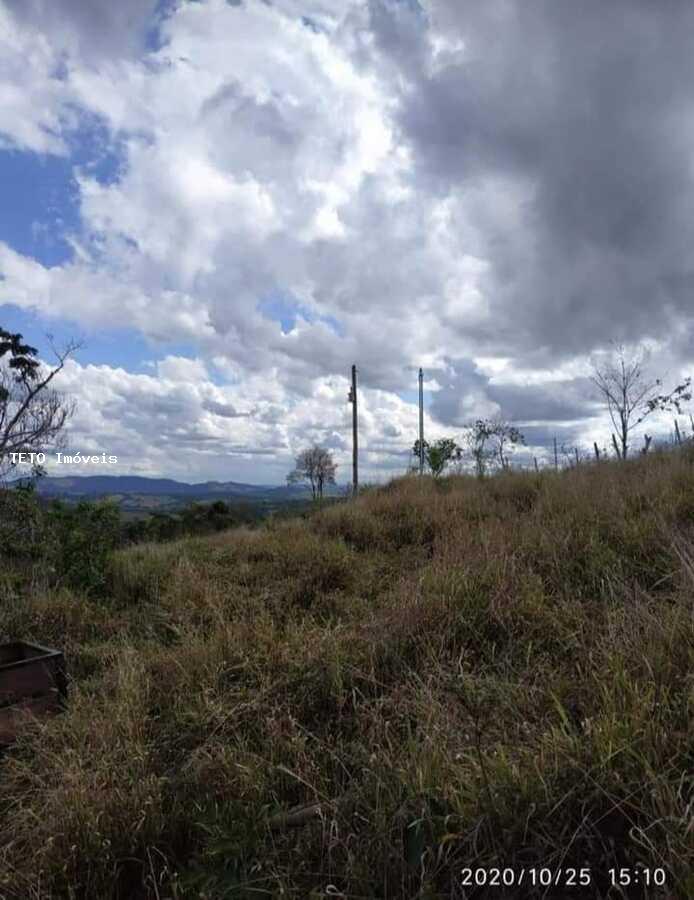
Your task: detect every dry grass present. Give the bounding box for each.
[1,446,694,898]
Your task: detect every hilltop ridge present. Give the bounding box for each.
[2,446,694,897]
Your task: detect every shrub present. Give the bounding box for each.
[0,483,48,560]
[46,500,121,596]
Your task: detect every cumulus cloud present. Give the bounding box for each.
[1,0,694,480]
[202,399,247,419]
[0,4,75,154]
[41,355,429,483]
[6,0,161,62]
[429,358,600,426]
[387,0,694,359]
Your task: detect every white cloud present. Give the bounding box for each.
[0,5,74,155]
[2,0,694,480]
[7,0,161,63]
[37,355,427,483]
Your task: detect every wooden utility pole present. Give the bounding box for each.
[348,364,358,495]
[418,367,424,475]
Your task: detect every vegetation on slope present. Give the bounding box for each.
[1,447,694,898]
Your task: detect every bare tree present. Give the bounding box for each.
[0,328,79,478]
[460,422,493,478]
[489,419,526,470]
[590,341,691,460]
[287,445,337,500]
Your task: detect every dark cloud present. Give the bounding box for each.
[202,398,246,418]
[367,0,428,77]
[517,423,594,452]
[488,379,599,424]
[375,0,694,361]
[7,0,162,61]
[201,80,303,180]
[429,357,600,429]
[428,358,491,425]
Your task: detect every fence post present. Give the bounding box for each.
[534,456,539,473]
[612,433,621,459]
[674,419,682,445]
[593,441,600,462]
[553,436,558,470]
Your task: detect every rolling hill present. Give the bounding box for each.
[23,474,346,514]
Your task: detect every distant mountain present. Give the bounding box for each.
[26,474,345,503]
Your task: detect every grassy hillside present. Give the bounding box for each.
[1,448,694,898]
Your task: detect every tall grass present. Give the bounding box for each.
[1,446,694,897]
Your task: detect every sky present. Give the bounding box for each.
[1,0,693,484]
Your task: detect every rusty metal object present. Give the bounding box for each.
[0,641,67,746]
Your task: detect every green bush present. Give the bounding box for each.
[0,482,48,560]
[46,500,122,596]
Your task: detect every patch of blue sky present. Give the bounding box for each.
[0,302,205,375]
[398,389,423,406]
[66,111,127,187]
[0,149,79,267]
[0,113,126,268]
[257,293,346,337]
[257,294,297,333]
[321,314,345,338]
[145,0,180,53]
[146,0,237,54]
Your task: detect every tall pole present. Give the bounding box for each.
[418,367,424,475]
[349,364,358,496]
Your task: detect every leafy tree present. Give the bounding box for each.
[461,419,525,476]
[46,499,121,595]
[1,489,122,596]
[287,445,337,499]
[0,479,47,560]
[591,341,692,459]
[412,437,462,478]
[0,327,80,477]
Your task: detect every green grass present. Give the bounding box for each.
[1,447,694,898]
